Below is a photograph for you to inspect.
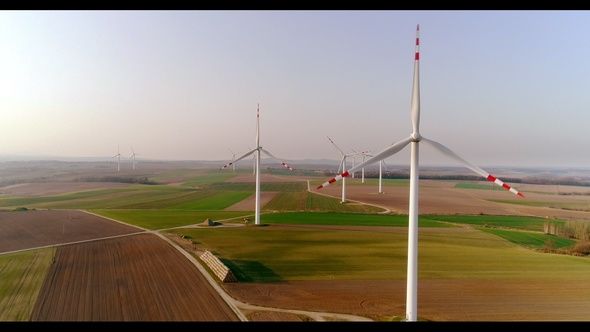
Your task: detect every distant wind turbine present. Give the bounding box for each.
[220,105,293,225]
[327,136,356,203]
[228,148,241,173]
[363,149,390,194]
[112,145,123,171]
[130,147,139,170]
[317,25,524,321]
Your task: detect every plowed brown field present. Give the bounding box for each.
[30,233,239,321]
[0,210,141,253]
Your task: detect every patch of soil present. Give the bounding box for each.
[0,210,142,253]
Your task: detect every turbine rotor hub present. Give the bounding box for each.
[411,132,421,142]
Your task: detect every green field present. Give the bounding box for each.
[260,212,451,227]
[421,215,561,232]
[169,226,590,282]
[93,210,251,230]
[264,191,308,211]
[0,249,53,321]
[181,170,240,187]
[169,191,253,210]
[479,228,576,249]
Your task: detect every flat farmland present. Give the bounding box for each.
[225,279,590,321]
[173,224,590,321]
[0,182,132,197]
[31,233,239,321]
[313,179,590,221]
[0,210,142,253]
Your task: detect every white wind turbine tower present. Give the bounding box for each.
[112,145,123,171]
[327,136,355,203]
[220,104,293,225]
[317,25,524,322]
[359,150,373,183]
[228,148,241,173]
[130,147,139,170]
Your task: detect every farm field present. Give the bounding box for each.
[172,224,590,321]
[2,162,590,321]
[314,177,590,221]
[0,210,142,253]
[31,234,239,321]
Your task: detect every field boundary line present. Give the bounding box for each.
[82,210,150,231]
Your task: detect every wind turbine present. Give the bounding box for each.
[220,104,293,225]
[317,25,524,322]
[130,147,139,170]
[112,145,123,171]
[327,136,355,203]
[228,148,241,173]
[363,150,390,194]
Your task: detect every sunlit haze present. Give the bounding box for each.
[2,10,589,168]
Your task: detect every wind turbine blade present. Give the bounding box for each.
[336,155,345,174]
[411,25,421,137]
[421,137,524,197]
[256,104,260,148]
[317,137,412,189]
[382,160,390,174]
[327,136,345,156]
[260,149,293,171]
[220,149,256,170]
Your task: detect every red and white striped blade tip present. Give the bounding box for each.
[486,174,524,197]
[281,162,294,171]
[317,171,350,189]
[220,162,233,170]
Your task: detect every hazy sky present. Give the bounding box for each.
[2,10,589,168]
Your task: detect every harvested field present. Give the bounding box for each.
[315,184,522,215]
[224,279,590,321]
[0,182,131,197]
[0,210,142,254]
[316,181,590,220]
[31,233,239,321]
[224,192,279,211]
